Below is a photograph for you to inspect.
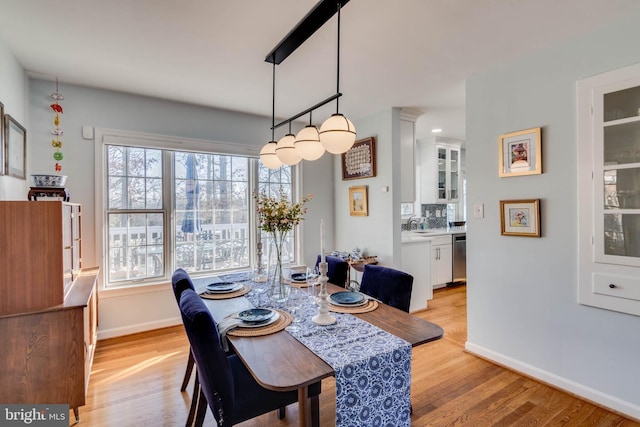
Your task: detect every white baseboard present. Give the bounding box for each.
[465,341,640,421]
[97,317,182,340]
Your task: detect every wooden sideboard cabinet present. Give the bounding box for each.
[0,201,82,315]
[0,201,96,421]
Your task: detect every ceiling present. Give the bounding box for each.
[0,0,637,142]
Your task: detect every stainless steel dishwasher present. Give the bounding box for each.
[451,233,466,285]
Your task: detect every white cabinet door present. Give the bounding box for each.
[431,235,452,287]
[432,244,452,287]
[400,113,418,203]
[401,240,432,312]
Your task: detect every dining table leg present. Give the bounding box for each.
[298,385,310,427]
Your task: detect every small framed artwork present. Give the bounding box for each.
[500,199,541,237]
[4,114,26,179]
[341,136,376,180]
[349,185,368,216]
[498,127,541,177]
[0,102,4,176]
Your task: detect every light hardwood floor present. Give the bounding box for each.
[77,286,639,426]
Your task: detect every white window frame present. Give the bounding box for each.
[94,128,301,294]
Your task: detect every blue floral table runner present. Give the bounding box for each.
[285,305,412,427]
[209,273,412,427]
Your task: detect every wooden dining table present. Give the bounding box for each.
[202,282,444,427]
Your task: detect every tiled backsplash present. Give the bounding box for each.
[401,203,449,231]
[421,204,448,229]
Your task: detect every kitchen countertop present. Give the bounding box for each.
[401,226,466,243]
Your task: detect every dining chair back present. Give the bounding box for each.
[315,255,349,287]
[172,267,195,302]
[178,289,321,426]
[171,268,199,424]
[359,264,414,312]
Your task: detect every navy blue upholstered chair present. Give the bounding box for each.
[359,264,414,312]
[171,269,197,390]
[178,289,321,426]
[171,268,200,425]
[315,255,349,288]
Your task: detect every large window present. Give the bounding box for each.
[174,152,250,273]
[257,161,294,263]
[106,146,164,283]
[103,142,294,288]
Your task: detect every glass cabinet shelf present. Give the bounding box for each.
[604,85,640,122]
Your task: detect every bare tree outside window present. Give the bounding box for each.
[174,152,250,273]
[106,146,164,283]
[104,145,294,288]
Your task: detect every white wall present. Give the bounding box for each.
[0,37,28,199]
[465,9,640,418]
[24,79,334,338]
[334,108,403,266]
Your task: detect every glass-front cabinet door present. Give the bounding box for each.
[449,149,459,200]
[578,63,640,317]
[436,144,460,203]
[597,85,640,266]
[437,147,447,200]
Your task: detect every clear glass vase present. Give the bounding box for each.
[267,232,291,304]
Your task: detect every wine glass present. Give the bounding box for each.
[306,266,319,303]
[287,287,304,332]
[252,266,268,306]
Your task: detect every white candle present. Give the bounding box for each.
[320,219,325,263]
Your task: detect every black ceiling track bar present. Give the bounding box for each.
[265,0,350,65]
[272,93,342,130]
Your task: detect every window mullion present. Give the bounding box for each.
[164,151,175,279]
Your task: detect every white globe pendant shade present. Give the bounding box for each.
[295,125,325,161]
[259,141,282,169]
[276,133,302,165]
[319,113,357,154]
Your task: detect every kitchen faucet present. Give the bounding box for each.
[405,216,420,230]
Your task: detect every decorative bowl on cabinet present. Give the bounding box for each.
[31,174,68,188]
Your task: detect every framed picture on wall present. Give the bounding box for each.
[4,114,26,179]
[349,185,368,216]
[0,102,4,176]
[341,137,376,180]
[500,199,541,237]
[498,127,542,177]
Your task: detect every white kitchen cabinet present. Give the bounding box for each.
[401,238,432,312]
[431,235,452,288]
[400,109,421,203]
[418,137,463,204]
[577,62,640,317]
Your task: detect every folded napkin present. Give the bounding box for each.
[217,315,244,352]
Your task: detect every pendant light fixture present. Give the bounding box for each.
[259,0,354,168]
[295,112,325,160]
[319,2,356,154]
[259,62,283,169]
[276,122,301,165]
